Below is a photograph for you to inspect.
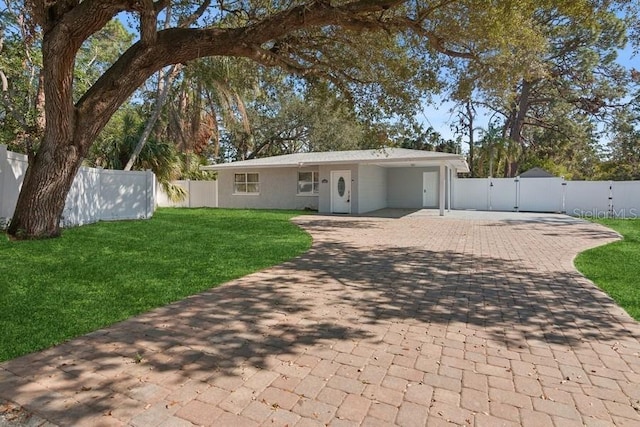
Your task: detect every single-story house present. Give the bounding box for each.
[200,148,470,215]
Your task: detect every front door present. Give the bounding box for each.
[331,170,351,214]
[423,171,438,207]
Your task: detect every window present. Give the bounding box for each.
[234,173,259,194]
[298,171,319,195]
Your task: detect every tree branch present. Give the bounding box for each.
[75,0,454,149]
[178,0,212,27]
[40,1,130,53]
[75,0,404,119]
[248,45,318,76]
[124,63,182,170]
[0,70,7,93]
[399,19,476,59]
[136,0,158,45]
[154,0,171,13]
[0,34,6,93]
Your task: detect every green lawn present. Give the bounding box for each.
[575,218,640,321]
[0,208,311,362]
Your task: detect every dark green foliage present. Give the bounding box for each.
[87,108,184,189]
[398,124,461,154]
[596,108,640,180]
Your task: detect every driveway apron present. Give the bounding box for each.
[1,213,639,426]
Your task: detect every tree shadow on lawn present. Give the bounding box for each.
[0,268,370,425]
[0,215,636,425]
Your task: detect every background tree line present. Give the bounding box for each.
[2,1,637,184]
[0,0,638,238]
[447,3,640,179]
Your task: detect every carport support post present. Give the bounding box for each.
[439,163,446,216]
[447,167,452,212]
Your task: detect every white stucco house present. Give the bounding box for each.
[200,148,470,215]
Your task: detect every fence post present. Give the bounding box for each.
[145,170,154,218]
[95,167,102,221]
[561,178,567,214]
[153,173,157,209]
[488,177,493,211]
[0,145,7,225]
[514,176,520,212]
[608,181,614,218]
[214,178,219,208]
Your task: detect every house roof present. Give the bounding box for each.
[201,148,470,173]
[519,167,555,178]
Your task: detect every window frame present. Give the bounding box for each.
[297,171,319,196]
[233,172,260,195]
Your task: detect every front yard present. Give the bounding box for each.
[2,211,636,363]
[0,208,311,362]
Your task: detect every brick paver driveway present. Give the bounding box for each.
[1,212,640,426]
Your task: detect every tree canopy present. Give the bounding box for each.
[0,0,638,238]
[444,1,638,178]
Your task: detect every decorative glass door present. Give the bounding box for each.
[331,170,351,213]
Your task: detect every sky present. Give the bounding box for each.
[418,96,465,142]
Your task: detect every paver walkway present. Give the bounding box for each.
[1,212,639,426]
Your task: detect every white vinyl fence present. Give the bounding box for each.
[453,176,640,218]
[157,179,218,208]
[156,176,637,218]
[0,145,156,229]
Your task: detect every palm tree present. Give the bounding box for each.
[167,57,254,163]
[89,109,186,200]
[477,124,509,177]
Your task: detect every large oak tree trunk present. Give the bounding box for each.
[7,141,83,238]
[7,7,85,239]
